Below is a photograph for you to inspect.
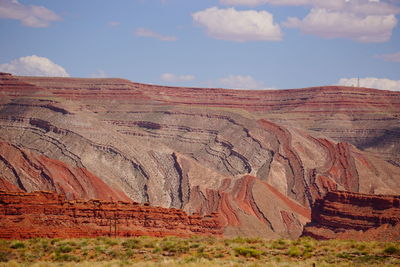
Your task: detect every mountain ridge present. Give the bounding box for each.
[1,73,399,238]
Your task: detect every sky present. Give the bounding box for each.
[0,0,399,90]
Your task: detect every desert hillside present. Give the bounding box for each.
[1,72,399,238]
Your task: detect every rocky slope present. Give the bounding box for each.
[0,190,221,239]
[0,141,130,201]
[20,74,400,166]
[302,191,400,241]
[1,72,400,238]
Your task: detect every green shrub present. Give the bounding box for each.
[0,251,9,262]
[122,239,141,249]
[106,249,118,258]
[124,249,134,258]
[104,238,118,247]
[189,242,200,248]
[287,246,302,258]
[10,242,25,249]
[161,240,189,253]
[270,239,287,250]
[152,247,162,253]
[383,245,399,255]
[94,246,105,253]
[40,240,51,252]
[234,247,264,258]
[215,253,224,258]
[53,253,80,262]
[56,244,73,253]
[50,238,60,245]
[337,252,354,260]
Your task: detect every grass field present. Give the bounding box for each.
[0,236,399,266]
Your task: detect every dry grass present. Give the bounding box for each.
[0,236,399,266]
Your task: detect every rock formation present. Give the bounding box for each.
[1,72,400,238]
[0,190,222,239]
[302,191,400,241]
[0,141,130,201]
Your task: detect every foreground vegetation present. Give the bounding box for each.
[0,236,399,266]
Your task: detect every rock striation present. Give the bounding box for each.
[0,190,222,239]
[0,141,130,201]
[302,191,400,241]
[1,72,400,238]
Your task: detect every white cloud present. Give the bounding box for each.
[192,7,282,42]
[0,55,69,77]
[218,75,265,89]
[220,0,400,15]
[284,8,397,42]
[220,0,311,6]
[0,0,61,27]
[160,73,195,82]
[223,0,400,43]
[135,27,177,41]
[90,70,108,78]
[339,77,400,91]
[378,52,400,62]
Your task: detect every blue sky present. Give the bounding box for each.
[0,0,399,90]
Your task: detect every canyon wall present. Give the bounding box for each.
[0,190,222,239]
[1,72,400,238]
[302,191,400,241]
[0,141,130,201]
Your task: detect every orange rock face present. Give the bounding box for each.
[0,190,222,239]
[302,191,400,241]
[0,141,130,201]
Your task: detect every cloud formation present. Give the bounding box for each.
[339,77,400,91]
[135,28,177,41]
[222,0,399,42]
[284,8,397,43]
[218,75,265,89]
[192,7,282,42]
[378,52,400,62]
[221,0,400,15]
[220,0,311,6]
[0,0,61,27]
[160,73,195,82]
[0,55,69,77]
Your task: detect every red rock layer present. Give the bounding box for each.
[0,142,130,201]
[0,190,222,239]
[189,175,310,238]
[302,191,400,241]
[0,73,42,99]
[17,75,400,112]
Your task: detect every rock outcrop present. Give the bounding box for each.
[19,75,400,166]
[0,190,222,239]
[1,72,400,238]
[302,191,400,241]
[0,141,130,201]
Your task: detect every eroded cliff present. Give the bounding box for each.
[302,191,400,241]
[0,190,222,239]
[1,73,400,238]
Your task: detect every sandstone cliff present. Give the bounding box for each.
[302,191,400,241]
[0,190,221,239]
[1,73,400,238]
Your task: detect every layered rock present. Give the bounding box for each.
[302,191,400,241]
[19,75,400,166]
[1,73,400,238]
[0,190,222,239]
[0,141,130,201]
